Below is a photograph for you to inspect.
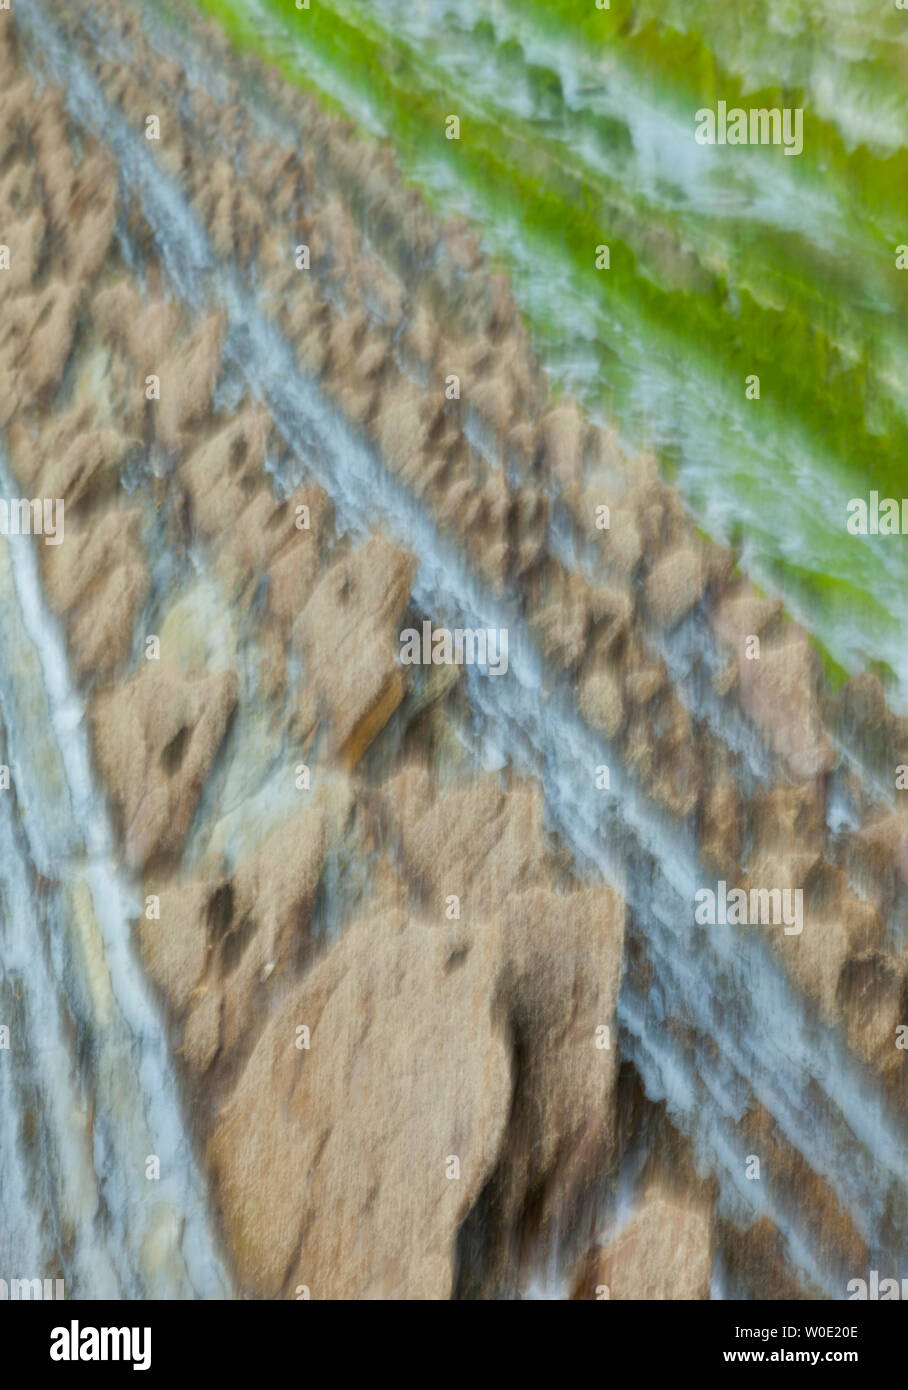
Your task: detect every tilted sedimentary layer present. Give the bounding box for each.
[0,0,905,1299]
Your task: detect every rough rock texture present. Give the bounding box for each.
[91,665,238,870]
[293,534,415,766]
[3,0,906,1303]
[209,909,513,1299]
[572,1188,714,1300]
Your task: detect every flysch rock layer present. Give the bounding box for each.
[1,0,905,1299]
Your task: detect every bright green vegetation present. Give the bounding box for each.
[173,0,908,701]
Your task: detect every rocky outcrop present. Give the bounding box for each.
[293,534,415,767]
[209,874,624,1299]
[3,0,906,1305]
[572,1187,714,1300]
[209,909,513,1299]
[91,664,237,870]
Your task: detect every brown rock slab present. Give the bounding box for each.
[208,909,512,1298]
[573,1188,713,1300]
[92,665,238,870]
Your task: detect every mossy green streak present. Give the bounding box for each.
[174,0,908,702]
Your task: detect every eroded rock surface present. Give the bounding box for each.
[2,0,905,1304]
